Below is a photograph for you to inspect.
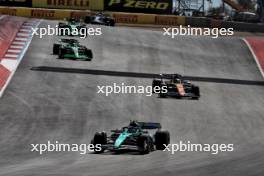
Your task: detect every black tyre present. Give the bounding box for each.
[192,86,200,99]
[58,22,66,28]
[92,132,107,154]
[155,131,170,150]
[152,80,161,93]
[53,44,61,55]
[108,19,115,26]
[84,16,91,24]
[137,136,151,155]
[85,49,93,60]
[58,48,64,59]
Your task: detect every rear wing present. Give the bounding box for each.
[160,74,182,79]
[61,39,78,44]
[138,122,161,129]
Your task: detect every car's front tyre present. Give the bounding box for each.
[138,136,151,155]
[155,131,170,150]
[53,44,61,55]
[92,132,107,154]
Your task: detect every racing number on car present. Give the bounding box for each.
[176,84,185,96]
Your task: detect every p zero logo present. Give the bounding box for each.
[31,10,55,18]
[0,0,32,6]
[108,0,168,10]
[105,0,172,14]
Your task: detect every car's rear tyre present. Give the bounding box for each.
[84,16,91,24]
[159,92,168,98]
[192,86,200,99]
[108,20,115,26]
[152,79,161,93]
[155,131,170,150]
[137,136,151,155]
[92,132,107,154]
[58,49,64,59]
[53,44,60,55]
[85,49,93,60]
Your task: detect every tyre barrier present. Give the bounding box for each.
[0,6,264,33]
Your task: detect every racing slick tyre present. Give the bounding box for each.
[107,19,115,26]
[155,131,170,150]
[58,22,66,28]
[159,92,167,98]
[191,86,200,100]
[58,48,65,59]
[152,80,161,93]
[92,132,107,154]
[85,49,93,60]
[84,16,91,24]
[137,136,151,155]
[53,44,61,55]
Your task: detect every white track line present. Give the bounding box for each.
[10,45,24,49]
[1,58,17,60]
[13,41,26,45]
[14,37,28,41]
[7,49,21,53]
[17,33,30,37]
[4,54,18,58]
[243,38,264,78]
[19,29,31,32]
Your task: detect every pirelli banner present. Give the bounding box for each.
[105,0,173,14]
[0,0,32,7]
[32,0,104,10]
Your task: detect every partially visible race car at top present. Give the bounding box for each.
[58,18,86,36]
[53,38,93,61]
[84,12,115,26]
[152,74,200,99]
[91,120,170,154]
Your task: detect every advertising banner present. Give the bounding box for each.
[32,0,104,10]
[155,15,185,25]
[0,0,32,7]
[105,0,172,14]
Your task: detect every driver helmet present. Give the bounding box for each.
[129,120,140,127]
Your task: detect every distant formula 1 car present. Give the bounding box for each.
[85,12,115,26]
[53,39,93,60]
[91,120,170,154]
[152,74,200,99]
[58,18,86,36]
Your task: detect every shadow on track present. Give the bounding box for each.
[31,66,264,86]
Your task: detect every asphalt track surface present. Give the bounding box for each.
[0,19,264,176]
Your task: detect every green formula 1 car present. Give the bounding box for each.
[91,120,170,155]
[53,39,93,60]
[58,18,86,36]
